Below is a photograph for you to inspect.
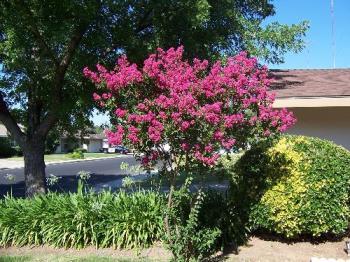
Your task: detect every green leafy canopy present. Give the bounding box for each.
[0,0,309,132]
[0,0,308,196]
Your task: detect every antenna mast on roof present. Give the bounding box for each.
[331,0,336,68]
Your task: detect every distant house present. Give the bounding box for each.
[0,122,19,146]
[55,133,107,153]
[0,122,7,138]
[1,121,107,153]
[270,69,350,149]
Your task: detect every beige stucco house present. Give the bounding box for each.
[270,69,350,150]
[1,121,105,153]
[0,122,17,146]
[55,133,106,153]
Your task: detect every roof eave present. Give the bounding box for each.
[273,96,350,108]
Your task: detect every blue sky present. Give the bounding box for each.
[92,0,350,125]
[266,0,350,69]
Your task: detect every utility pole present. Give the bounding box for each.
[331,0,336,68]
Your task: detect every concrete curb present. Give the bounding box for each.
[0,154,133,170]
[46,154,132,166]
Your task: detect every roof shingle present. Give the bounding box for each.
[269,69,350,98]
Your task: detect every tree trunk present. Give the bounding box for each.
[23,140,47,197]
[164,171,177,244]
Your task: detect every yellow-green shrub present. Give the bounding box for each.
[233,135,350,238]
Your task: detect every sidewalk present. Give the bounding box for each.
[0,155,131,170]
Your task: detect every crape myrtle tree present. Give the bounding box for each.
[0,0,307,197]
[84,46,296,236]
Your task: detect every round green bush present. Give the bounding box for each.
[232,135,350,238]
[68,148,85,159]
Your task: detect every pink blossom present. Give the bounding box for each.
[180,121,190,131]
[204,144,213,153]
[150,151,159,160]
[93,93,101,101]
[141,156,150,166]
[115,108,127,118]
[181,143,190,151]
[105,126,124,145]
[224,114,244,128]
[137,103,147,111]
[222,139,236,149]
[213,130,224,141]
[159,111,167,120]
[127,126,140,144]
[86,47,296,168]
[96,64,107,73]
[83,67,100,83]
[102,93,112,99]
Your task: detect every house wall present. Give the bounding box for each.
[55,138,103,153]
[0,123,8,137]
[55,138,80,153]
[87,139,102,153]
[55,144,62,153]
[286,107,350,150]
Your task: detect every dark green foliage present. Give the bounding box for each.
[0,137,15,158]
[45,129,60,154]
[165,179,221,262]
[0,0,309,132]
[232,135,350,238]
[12,145,23,157]
[0,0,308,196]
[0,189,165,249]
[165,178,248,261]
[198,190,250,250]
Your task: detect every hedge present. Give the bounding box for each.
[232,135,350,238]
[0,190,165,249]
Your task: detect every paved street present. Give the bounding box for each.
[0,156,138,197]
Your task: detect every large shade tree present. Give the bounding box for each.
[0,0,308,197]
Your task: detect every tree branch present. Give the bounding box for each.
[14,1,59,67]
[36,112,57,137]
[0,92,25,146]
[37,22,90,137]
[59,23,89,70]
[135,8,154,33]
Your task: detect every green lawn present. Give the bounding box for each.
[8,153,115,162]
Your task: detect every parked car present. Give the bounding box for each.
[102,145,130,154]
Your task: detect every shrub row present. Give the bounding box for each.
[67,148,86,159]
[2,135,349,252]
[0,190,164,249]
[0,185,236,258]
[232,135,350,238]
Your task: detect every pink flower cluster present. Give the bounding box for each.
[85,46,296,167]
[83,56,142,91]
